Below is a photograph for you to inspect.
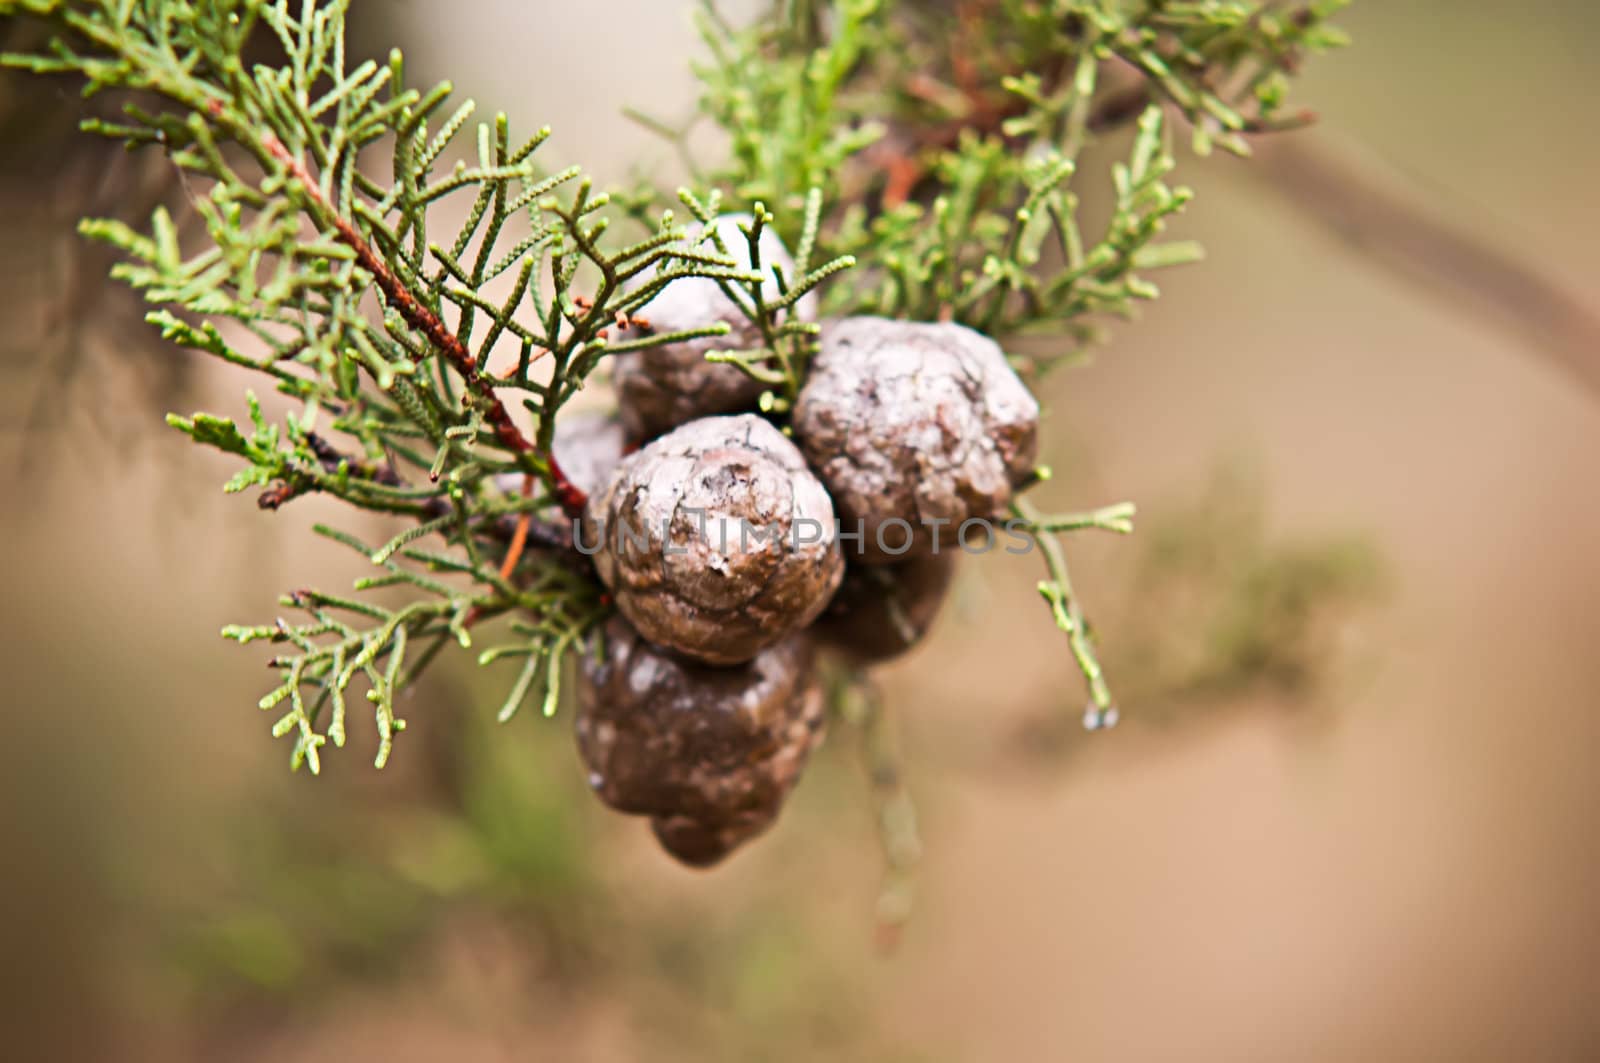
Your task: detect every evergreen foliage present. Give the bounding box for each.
[0,0,1349,772]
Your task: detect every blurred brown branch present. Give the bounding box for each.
[862,12,1600,405]
[1072,39,1600,403]
[1247,134,1600,402]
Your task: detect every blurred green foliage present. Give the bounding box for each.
[1110,464,1383,722]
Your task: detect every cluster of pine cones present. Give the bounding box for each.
[557,217,1041,867]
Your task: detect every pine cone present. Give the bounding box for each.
[817,551,958,662]
[611,214,816,442]
[649,810,779,869]
[583,414,844,666]
[575,616,826,866]
[792,316,1039,563]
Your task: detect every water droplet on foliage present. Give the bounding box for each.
[1082,704,1120,732]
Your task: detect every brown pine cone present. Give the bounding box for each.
[649,810,779,869]
[611,214,816,442]
[817,551,958,663]
[583,414,844,666]
[574,616,826,866]
[792,316,1039,563]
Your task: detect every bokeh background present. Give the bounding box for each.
[3,1,1598,1060]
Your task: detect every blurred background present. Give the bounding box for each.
[2,1,1598,1059]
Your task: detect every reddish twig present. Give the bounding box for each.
[498,475,536,582]
[209,98,589,518]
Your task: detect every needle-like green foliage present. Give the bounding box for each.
[677,0,1350,719]
[0,0,842,770]
[1,0,1349,769]
[686,0,1350,352]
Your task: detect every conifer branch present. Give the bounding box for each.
[234,100,590,503]
[0,0,1351,771]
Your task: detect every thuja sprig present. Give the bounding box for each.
[0,0,829,768]
[1009,493,1139,730]
[220,519,603,772]
[690,0,1348,350]
[689,0,887,219]
[822,104,1199,360]
[683,0,1346,716]
[680,186,854,410]
[0,0,1351,770]
[1104,0,1354,155]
